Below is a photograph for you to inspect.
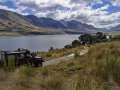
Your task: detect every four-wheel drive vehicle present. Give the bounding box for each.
[0,49,44,67]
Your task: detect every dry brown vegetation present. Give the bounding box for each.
[0,41,120,90]
[106,30,120,35]
[37,46,86,61]
[0,9,65,36]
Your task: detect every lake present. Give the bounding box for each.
[0,35,80,51]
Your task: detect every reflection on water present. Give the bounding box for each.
[0,35,79,51]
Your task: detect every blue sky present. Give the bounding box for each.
[0,0,120,28]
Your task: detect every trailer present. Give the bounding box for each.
[0,49,44,67]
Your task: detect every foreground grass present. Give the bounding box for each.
[0,41,120,90]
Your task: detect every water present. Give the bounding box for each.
[0,35,79,51]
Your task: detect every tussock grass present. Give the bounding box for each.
[0,41,120,90]
[15,66,34,78]
[38,46,85,61]
[101,56,120,84]
[0,69,6,80]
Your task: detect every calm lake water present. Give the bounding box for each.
[0,35,79,51]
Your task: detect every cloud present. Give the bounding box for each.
[0,0,7,3]
[70,0,99,4]
[89,12,120,28]
[111,0,120,6]
[0,0,120,28]
[0,4,28,15]
[0,5,15,11]
[15,0,114,28]
[16,0,70,11]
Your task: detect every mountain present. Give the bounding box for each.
[106,30,120,35]
[65,20,97,31]
[109,24,120,31]
[26,15,67,29]
[26,15,98,34]
[109,26,120,35]
[97,28,109,32]
[99,24,120,32]
[103,24,120,35]
[0,9,65,36]
[0,9,99,36]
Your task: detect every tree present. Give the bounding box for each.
[71,40,80,47]
[96,32,104,40]
[49,47,54,52]
[64,45,72,49]
[96,32,107,42]
[78,34,95,45]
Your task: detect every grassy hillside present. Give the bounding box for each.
[0,41,120,90]
[0,9,65,35]
[106,30,120,35]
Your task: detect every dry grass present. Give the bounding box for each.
[0,69,6,80]
[0,41,120,90]
[106,31,120,35]
[37,46,85,61]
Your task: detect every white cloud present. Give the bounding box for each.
[111,0,120,6]
[0,4,28,15]
[0,0,120,28]
[13,0,120,27]
[0,5,15,11]
[97,4,109,11]
[88,12,120,28]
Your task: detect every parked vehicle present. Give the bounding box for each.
[0,49,44,67]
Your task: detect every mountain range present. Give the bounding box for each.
[108,25,120,31]
[0,9,119,35]
[26,15,98,33]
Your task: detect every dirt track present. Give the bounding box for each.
[43,50,88,66]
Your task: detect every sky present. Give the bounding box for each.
[0,0,120,28]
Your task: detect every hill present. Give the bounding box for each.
[0,9,65,35]
[1,9,120,36]
[26,15,98,34]
[106,30,120,35]
[109,24,120,31]
[0,9,99,35]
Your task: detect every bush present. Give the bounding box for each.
[72,40,80,47]
[111,35,120,41]
[74,51,80,57]
[64,45,72,49]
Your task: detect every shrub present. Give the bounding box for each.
[64,44,72,49]
[72,40,80,47]
[74,51,80,57]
